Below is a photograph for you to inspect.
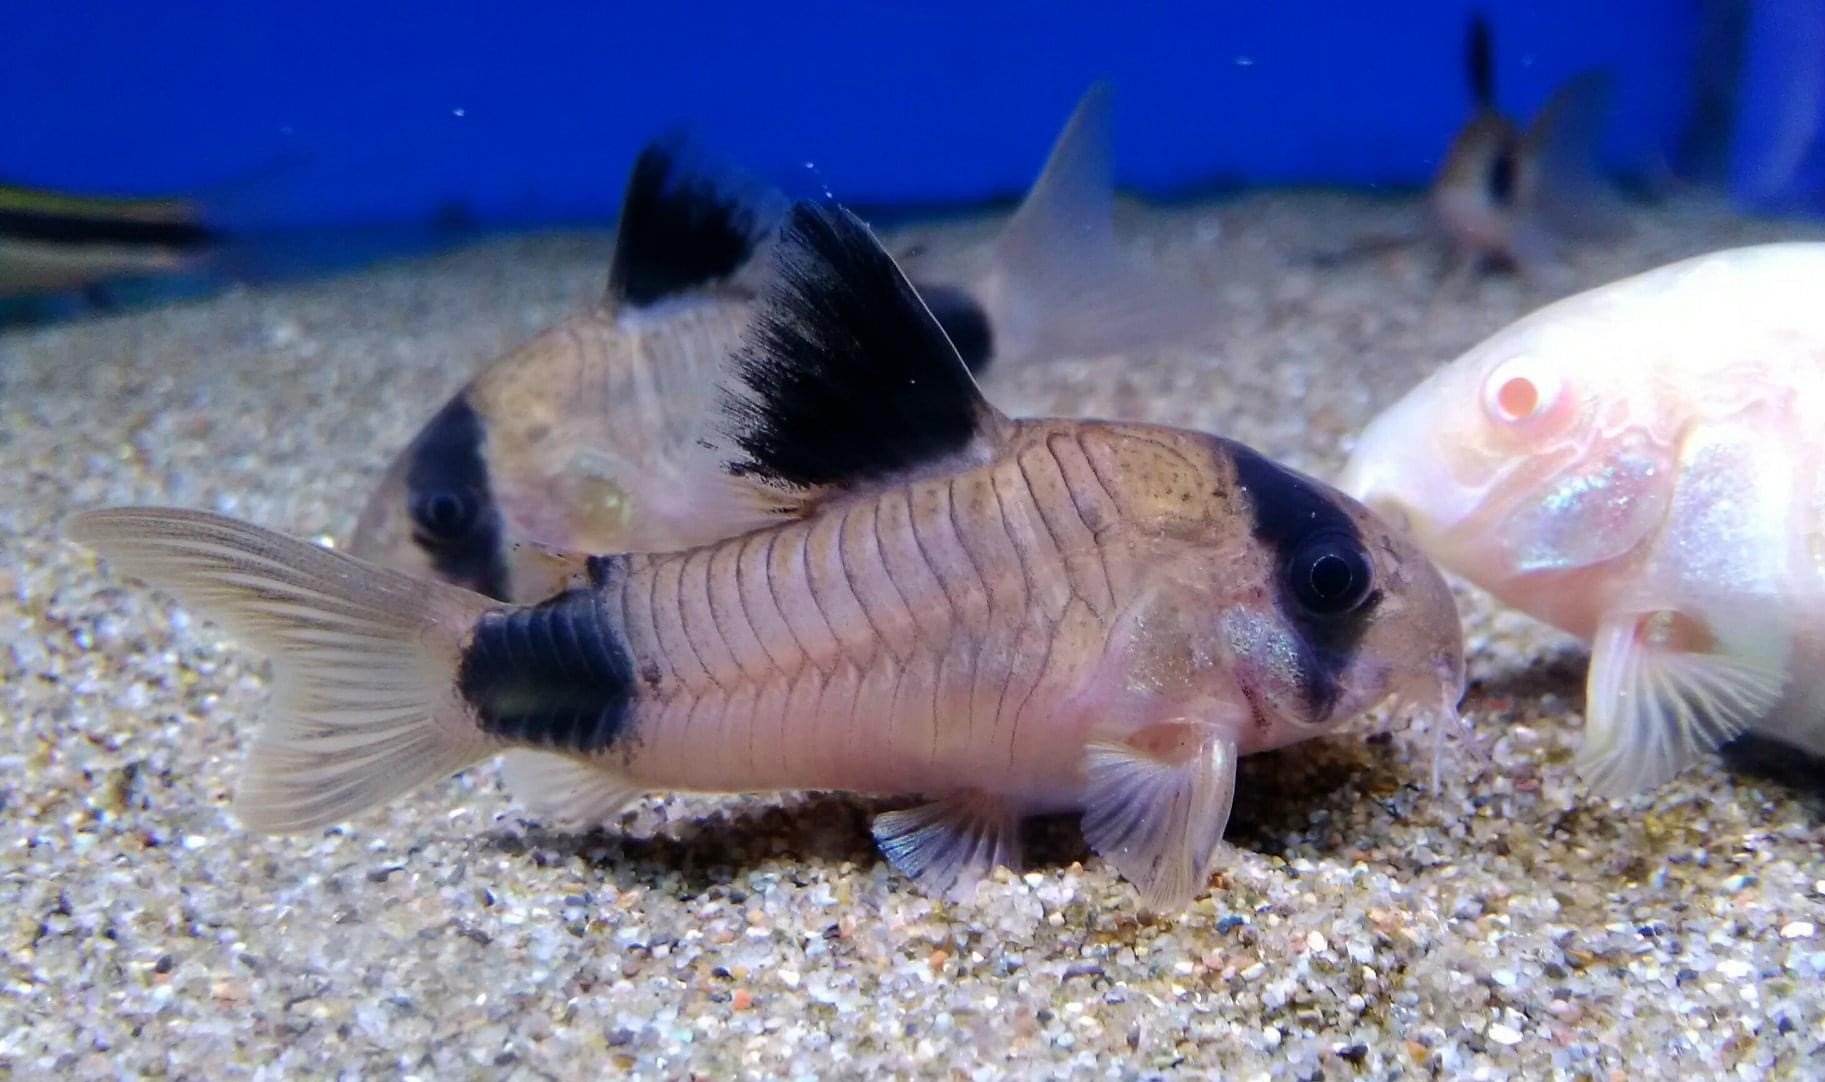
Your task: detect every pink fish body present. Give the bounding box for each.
[74,203,1464,912]
[1344,242,1825,792]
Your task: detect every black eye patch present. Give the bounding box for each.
[1228,442,1383,718]
[403,395,509,600]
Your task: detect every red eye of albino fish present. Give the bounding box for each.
[1481,353,1572,434]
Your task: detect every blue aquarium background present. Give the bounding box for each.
[9,1,1825,232]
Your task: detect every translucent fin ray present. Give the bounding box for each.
[1580,612,1786,796]
[979,81,1205,364]
[68,507,498,832]
[1081,723,1236,913]
[872,792,1023,901]
[502,750,643,829]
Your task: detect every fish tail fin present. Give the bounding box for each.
[68,507,499,833]
[977,81,1202,366]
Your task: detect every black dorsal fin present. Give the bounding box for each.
[1466,14,1496,110]
[704,201,1010,518]
[605,137,783,309]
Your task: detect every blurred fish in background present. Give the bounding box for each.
[1430,13,1624,280]
[0,181,213,303]
[0,160,489,327]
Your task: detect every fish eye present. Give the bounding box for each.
[1288,531,1374,616]
[1482,353,1564,428]
[410,487,480,542]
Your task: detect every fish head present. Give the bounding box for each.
[1340,306,1677,631]
[1213,443,1467,748]
[1432,112,1531,258]
[348,393,512,600]
[348,446,435,578]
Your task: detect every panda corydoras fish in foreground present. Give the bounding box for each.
[349,81,1206,605]
[72,203,1465,913]
[1343,242,1825,796]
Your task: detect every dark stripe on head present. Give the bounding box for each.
[0,208,212,250]
[911,281,996,375]
[405,395,510,600]
[458,577,636,753]
[722,202,989,491]
[608,138,780,308]
[1229,443,1381,718]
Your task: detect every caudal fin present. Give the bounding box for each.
[978,81,1204,366]
[68,508,499,833]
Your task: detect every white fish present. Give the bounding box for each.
[1342,242,1825,793]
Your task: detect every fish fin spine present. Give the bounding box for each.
[1466,13,1496,109]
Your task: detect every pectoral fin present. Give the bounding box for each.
[1581,610,1786,796]
[872,792,1023,901]
[1081,722,1238,913]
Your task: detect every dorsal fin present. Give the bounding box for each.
[702,201,1012,522]
[994,80,1118,279]
[965,80,1207,365]
[1523,69,1625,238]
[605,137,785,310]
[1466,14,1496,110]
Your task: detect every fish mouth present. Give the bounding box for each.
[1387,657,1470,792]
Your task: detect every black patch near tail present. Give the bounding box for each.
[458,578,636,754]
[1466,13,1496,109]
[1228,442,1381,718]
[607,139,779,308]
[405,395,509,600]
[911,281,995,375]
[721,203,995,492]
